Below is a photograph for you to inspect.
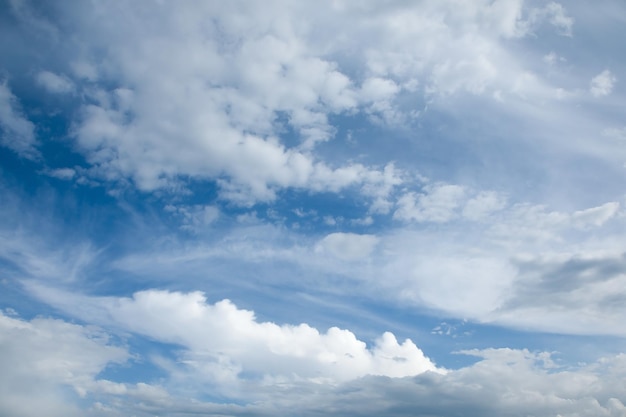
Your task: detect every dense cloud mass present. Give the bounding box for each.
[2,308,626,417]
[1,0,626,416]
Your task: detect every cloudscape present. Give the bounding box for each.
[1,1,626,416]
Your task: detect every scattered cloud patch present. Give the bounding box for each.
[590,70,616,97]
[3,306,626,417]
[36,71,75,94]
[394,184,466,223]
[28,287,441,387]
[45,167,76,180]
[1,1,626,415]
[165,204,220,232]
[0,82,38,159]
[0,312,128,417]
[316,232,379,262]
[462,191,507,221]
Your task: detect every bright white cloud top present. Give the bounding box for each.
[1,1,626,416]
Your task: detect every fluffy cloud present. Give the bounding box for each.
[2,0,584,206]
[394,184,466,223]
[4,307,626,417]
[54,1,392,203]
[2,2,625,414]
[29,286,441,389]
[0,311,128,417]
[462,191,507,220]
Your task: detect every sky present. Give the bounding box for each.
[1,0,626,416]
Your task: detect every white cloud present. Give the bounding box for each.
[360,77,400,102]
[305,349,626,417]
[0,81,38,159]
[385,199,626,333]
[0,312,128,417]
[532,2,574,36]
[316,232,379,262]
[28,286,441,389]
[408,254,517,317]
[5,1,583,204]
[108,349,626,416]
[572,202,620,228]
[488,201,621,241]
[462,191,507,220]
[74,89,393,204]
[5,306,626,417]
[2,2,626,414]
[36,71,75,94]
[590,70,616,97]
[394,184,466,223]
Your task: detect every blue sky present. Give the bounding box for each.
[1,1,626,416]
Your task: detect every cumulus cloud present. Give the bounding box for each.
[4,1,583,205]
[54,2,383,203]
[0,312,128,417]
[291,349,626,417]
[0,81,38,159]
[28,286,441,389]
[591,70,617,97]
[2,2,625,414]
[4,306,626,417]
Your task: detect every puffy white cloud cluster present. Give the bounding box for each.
[1,1,626,415]
[29,287,440,387]
[3,0,589,206]
[3,307,626,417]
[0,311,128,417]
[394,184,468,223]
